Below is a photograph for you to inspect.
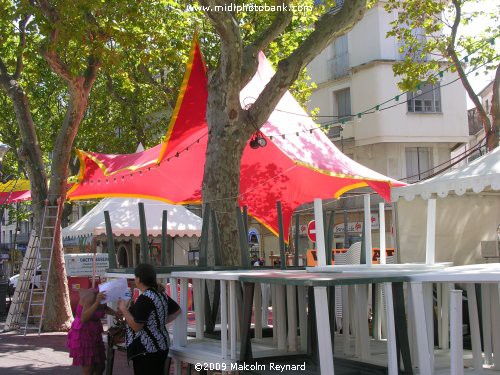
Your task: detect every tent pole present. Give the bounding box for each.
[138,203,149,264]
[379,203,386,264]
[103,211,116,269]
[343,205,349,248]
[326,210,334,265]
[92,251,96,288]
[161,210,168,266]
[363,194,372,267]
[277,201,286,270]
[236,206,250,269]
[294,214,300,266]
[392,202,400,262]
[425,198,436,265]
[314,199,326,267]
[199,204,210,267]
[243,206,249,241]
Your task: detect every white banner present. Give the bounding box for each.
[333,213,380,233]
[64,253,109,277]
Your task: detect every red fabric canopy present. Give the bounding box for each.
[67,39,405,235]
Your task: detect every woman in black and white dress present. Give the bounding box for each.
[118,263,181,374]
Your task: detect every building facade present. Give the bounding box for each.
[297,3,470,261]
[306,3,469,183]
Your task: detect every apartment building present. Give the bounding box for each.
[306,3,469,183]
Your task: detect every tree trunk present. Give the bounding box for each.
[448,0,495,150]
[202,92,246,266]
[43,82,93,331]
[200,0,367,266]
[0,69,73,330]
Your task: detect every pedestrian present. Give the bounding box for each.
[67,288,119,375]
[118,263,181,375]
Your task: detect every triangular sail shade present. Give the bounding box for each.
[67,39,404,235]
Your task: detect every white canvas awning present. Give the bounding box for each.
[391,146,500,202]
[62,198,202,239]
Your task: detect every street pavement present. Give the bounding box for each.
[0,320,133,374]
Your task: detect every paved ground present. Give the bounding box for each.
[0,319,133,374]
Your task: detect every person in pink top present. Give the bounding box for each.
[67,289,119,375]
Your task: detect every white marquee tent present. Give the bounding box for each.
[62,198,202,238]
[62,198,202,266]
[391,146,500,265]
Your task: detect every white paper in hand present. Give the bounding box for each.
[98,278,129,303]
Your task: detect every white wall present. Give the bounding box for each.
[354,142,455,180]
[352,64,469,144]
[397,195,500,265]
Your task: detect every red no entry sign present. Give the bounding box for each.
[307,220,316,242]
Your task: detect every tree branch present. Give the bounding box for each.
[200,0,243,119]
[13,15,30,80]
[241,0,292,87]
[83,55,99,91]
[249,0,292,51]
[491,62,500,149]
[35,0,77,85]
[247,0,367,128]
[448,0,492,148]
[35,0,58,23]
[41,49,75,85]
[0,58,10,84]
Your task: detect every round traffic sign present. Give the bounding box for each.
[307,220,316,242]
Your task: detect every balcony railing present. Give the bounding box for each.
[327,53,349,81]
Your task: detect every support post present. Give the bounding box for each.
[199,204,210,267]
[343,207,349,248]
[276,201,286,269]
[161,210,168,266]
[138,203,149,264]
[325,210,334,265]
[313,199,327,266]
[363,194,372,266]
[450,289,464,375]
[379,202,386,264]
[294,214,300,266]
[425,198,436,265]
[103,211,116,268]
[235,206,250,268]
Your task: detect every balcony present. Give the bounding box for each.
[327,53,349,81]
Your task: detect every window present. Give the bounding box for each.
[328,34,349,80]
[407,83,441,113]
[335,88,352,122]
[405,147,432,182]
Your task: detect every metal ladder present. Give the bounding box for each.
[3,230,40,332]
[4,204,59,335]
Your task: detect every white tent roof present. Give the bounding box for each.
[391,146,500,202]
[62,198,202,238]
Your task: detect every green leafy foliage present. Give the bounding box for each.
[384,0,499,91]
